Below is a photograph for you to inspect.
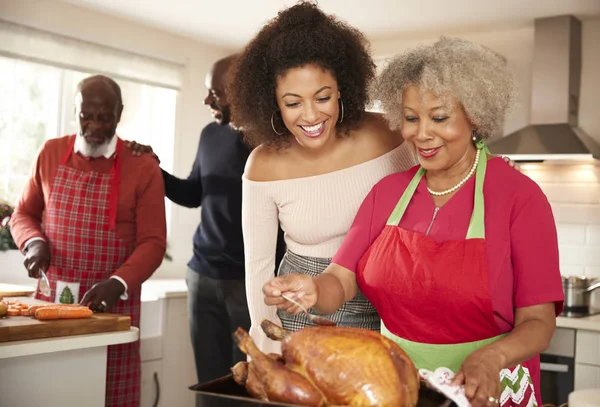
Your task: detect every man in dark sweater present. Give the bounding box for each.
[127,55,285,383]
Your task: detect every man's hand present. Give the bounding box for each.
[502,156,518,169]
[125,140,160,163]
[23,240,51,278]
[80,278,126,312]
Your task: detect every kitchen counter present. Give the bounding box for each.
[141,278,187,301]
[0,296,139,407]
[1,332,138,407]
[0,326,138,359]
[0,278,188,302]
[556,313,600,332]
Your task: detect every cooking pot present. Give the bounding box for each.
[562,275,600,313]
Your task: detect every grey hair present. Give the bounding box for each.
[76,74,123,107]
[374,36,517,139]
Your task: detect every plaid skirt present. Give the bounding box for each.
[277,250,380,332]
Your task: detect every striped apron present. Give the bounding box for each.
[35,135,141,407]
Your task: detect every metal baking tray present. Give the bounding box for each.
[190,374,457,407]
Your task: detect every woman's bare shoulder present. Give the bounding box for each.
[351,112,404,156]
[244,144,292,182]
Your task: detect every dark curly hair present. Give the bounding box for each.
[227,1,376,148]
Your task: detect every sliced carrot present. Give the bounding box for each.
[20,309,30,316]
[7,308,20,316]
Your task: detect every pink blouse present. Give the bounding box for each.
[332,157,564,332]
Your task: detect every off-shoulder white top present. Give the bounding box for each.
[242,142,417,353]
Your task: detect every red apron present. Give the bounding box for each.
[35,135,141,407]
[356,145,540,407]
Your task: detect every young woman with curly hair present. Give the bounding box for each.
[228,1,417,354]
[264,37,563,407]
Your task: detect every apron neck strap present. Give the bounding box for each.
[108,138,123,231]
[385,141,489,240]
[386,167,425,226]
[465,140,488,239]
[60,135,77,166]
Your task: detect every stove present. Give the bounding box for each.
[560,309,600,318]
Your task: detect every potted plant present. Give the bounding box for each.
[0,203,18,251]
[0,202,29,285]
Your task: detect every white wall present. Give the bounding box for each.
[0,0,234,280]
[520,162,600,309]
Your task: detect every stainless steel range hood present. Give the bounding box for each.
[488,15,600,161]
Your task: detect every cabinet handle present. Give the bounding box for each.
[540,362,569,373]
[153,371,161,407]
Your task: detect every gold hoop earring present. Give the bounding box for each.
[338,98,344,123]
[271,111,284,136]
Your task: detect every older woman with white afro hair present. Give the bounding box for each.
[263,37,564,407]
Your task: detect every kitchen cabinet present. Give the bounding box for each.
[160,297,197,406]
[0,324,138,407]
[575,330,600,389]
[140,280,197,407]
[141,360,162,407]
[575,364,600,389]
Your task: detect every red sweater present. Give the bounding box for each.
[10,135,167,293]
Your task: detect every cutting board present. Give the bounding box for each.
[0,312,131,342]
[0,283,35,297]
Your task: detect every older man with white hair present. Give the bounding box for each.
[10,74,167,407]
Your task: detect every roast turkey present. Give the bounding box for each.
[231,320,420,407]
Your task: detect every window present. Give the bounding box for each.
[0,57,61,205]
[0,55,178,228]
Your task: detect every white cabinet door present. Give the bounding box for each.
[141,360,162,407]
[576,331,600,365]
[160,297,197,407]
[575,364,600,390]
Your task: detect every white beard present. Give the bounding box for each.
[79,135,111,158]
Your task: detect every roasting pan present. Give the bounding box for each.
[190,374,457,407]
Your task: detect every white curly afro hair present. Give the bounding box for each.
[374,36,517,139]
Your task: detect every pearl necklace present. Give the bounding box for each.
[427,149,481,196]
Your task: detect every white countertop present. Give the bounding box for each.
[557,313,600,332]
[0,278,189,302]
[141,278,187,301]
[0,327,139,359]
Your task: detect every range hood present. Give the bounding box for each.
[488,15,600,161]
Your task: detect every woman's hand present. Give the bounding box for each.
[451,347,506,407]
[262,274,318,315]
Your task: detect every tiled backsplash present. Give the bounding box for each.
[519,162,600,279]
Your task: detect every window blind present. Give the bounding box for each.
[0,19,184,90]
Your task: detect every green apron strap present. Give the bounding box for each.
[466,141,489,239]
[386,167,426,226]
[386,142,489,234]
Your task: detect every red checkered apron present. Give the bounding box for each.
[35,135,141,407]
